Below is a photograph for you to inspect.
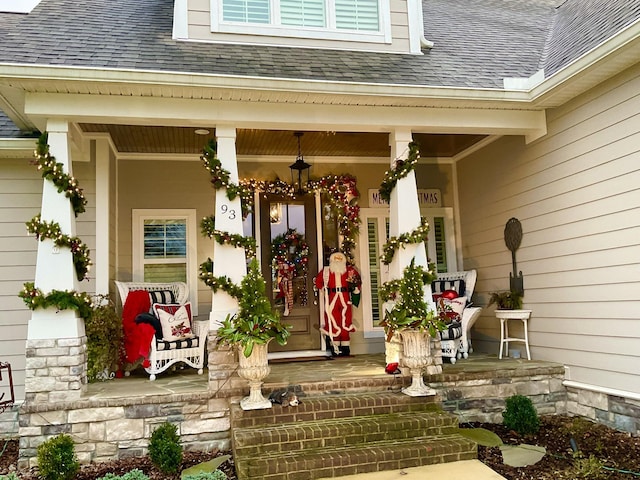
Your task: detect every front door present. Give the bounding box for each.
[260,194,320,352]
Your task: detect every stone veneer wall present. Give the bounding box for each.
[0,406,19,440]
[566,385,640,436]
[17,393,232,469]
[25,338,87,403]
[436,364,568,423]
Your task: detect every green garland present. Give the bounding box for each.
[201,139,252,217]
[200,216,256,258]
[34,133,87,216]
[380,217,430,265]
[20,133,92,319]
[239,175,361,263]
[19,282,93,319]
[198,260,243,299]
[26,214,92,281]
[379,141,420,203]
[379,263,438,302]
[308,175,361,264]
[199,140,361,296]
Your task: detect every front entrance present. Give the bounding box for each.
[260,194,321,352]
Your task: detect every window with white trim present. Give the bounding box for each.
[212,0,389,43]
[132,209,198,315]
[359,208,457,337]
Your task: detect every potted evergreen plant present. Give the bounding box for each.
[380,259,445,396]
[489,290,523,310]
[215,258,292,409]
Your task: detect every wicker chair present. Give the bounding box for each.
[431,270,483,363]
[115,281,208,380]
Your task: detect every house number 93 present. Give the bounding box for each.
[220,204,236,220]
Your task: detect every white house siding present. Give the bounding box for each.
[186,0,411,53]
[75,157,97,296]
[457,63,640,395]
[0,157,41,404]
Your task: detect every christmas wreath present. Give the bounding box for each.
[271,229,310,276]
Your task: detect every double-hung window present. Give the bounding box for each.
[214,0,389,43]
[132,209,198,315]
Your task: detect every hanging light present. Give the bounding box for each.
[289,132,311,194]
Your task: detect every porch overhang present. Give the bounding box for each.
[21,91,548,143]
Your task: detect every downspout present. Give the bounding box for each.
[407,0,434,53]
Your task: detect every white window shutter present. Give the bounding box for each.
[223,0,270,23]
[280,0,325,27]
[335,0,379,31]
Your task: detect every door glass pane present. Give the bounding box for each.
[270,202,310,312]
[321,195,339,266]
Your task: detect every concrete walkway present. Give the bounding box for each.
[321,460,506,480]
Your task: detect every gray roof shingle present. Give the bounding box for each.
[0,0,638,91]
[543,0,640,76]
[0,0,558,89]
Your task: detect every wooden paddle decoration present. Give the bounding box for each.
[504,217,525,296]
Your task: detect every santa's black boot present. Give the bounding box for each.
[339,346,351,357]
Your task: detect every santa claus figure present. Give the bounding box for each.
[314,252,362,356]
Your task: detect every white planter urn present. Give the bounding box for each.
[399,329,437,397]
[237,342,272,410]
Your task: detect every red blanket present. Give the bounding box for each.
[122,290,155,368]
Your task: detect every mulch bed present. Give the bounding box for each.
[2,415,640,479]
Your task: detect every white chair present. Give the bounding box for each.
[115,281,208,380]
[431,270,483,363]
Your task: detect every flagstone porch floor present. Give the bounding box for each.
[84,353,563,400]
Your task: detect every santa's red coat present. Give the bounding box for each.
[314,265,361,345]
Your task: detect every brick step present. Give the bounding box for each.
[231,391,441,429]
[233,410,459,457]
[237,434,477,480]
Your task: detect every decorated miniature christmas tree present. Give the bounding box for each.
[216,258,291,358]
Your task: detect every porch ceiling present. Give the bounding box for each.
[78,124,486,158]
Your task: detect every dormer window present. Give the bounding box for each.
[212,0,390,44]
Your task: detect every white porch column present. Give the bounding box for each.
[386,129,441,374]
[388,129,434,306]
[209,125,246,329]
[95,138,111,296]
[26,119,87,403]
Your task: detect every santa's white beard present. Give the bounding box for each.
[329,259,347,275]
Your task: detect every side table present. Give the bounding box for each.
[495,309,532,360]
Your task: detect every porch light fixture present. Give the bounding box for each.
[289,132,311,194]
[194,129,210,135]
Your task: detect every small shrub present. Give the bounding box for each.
[566,453,606,479]
[502,394,540,435]
[0,473,21,480]
[183,471,227,480]
[36,434,80,480]
[148,422,183,474]
[86,295,124,382]
[97,469,149,480]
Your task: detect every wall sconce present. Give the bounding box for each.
[289,132,311,194]
[269,203,282,224]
